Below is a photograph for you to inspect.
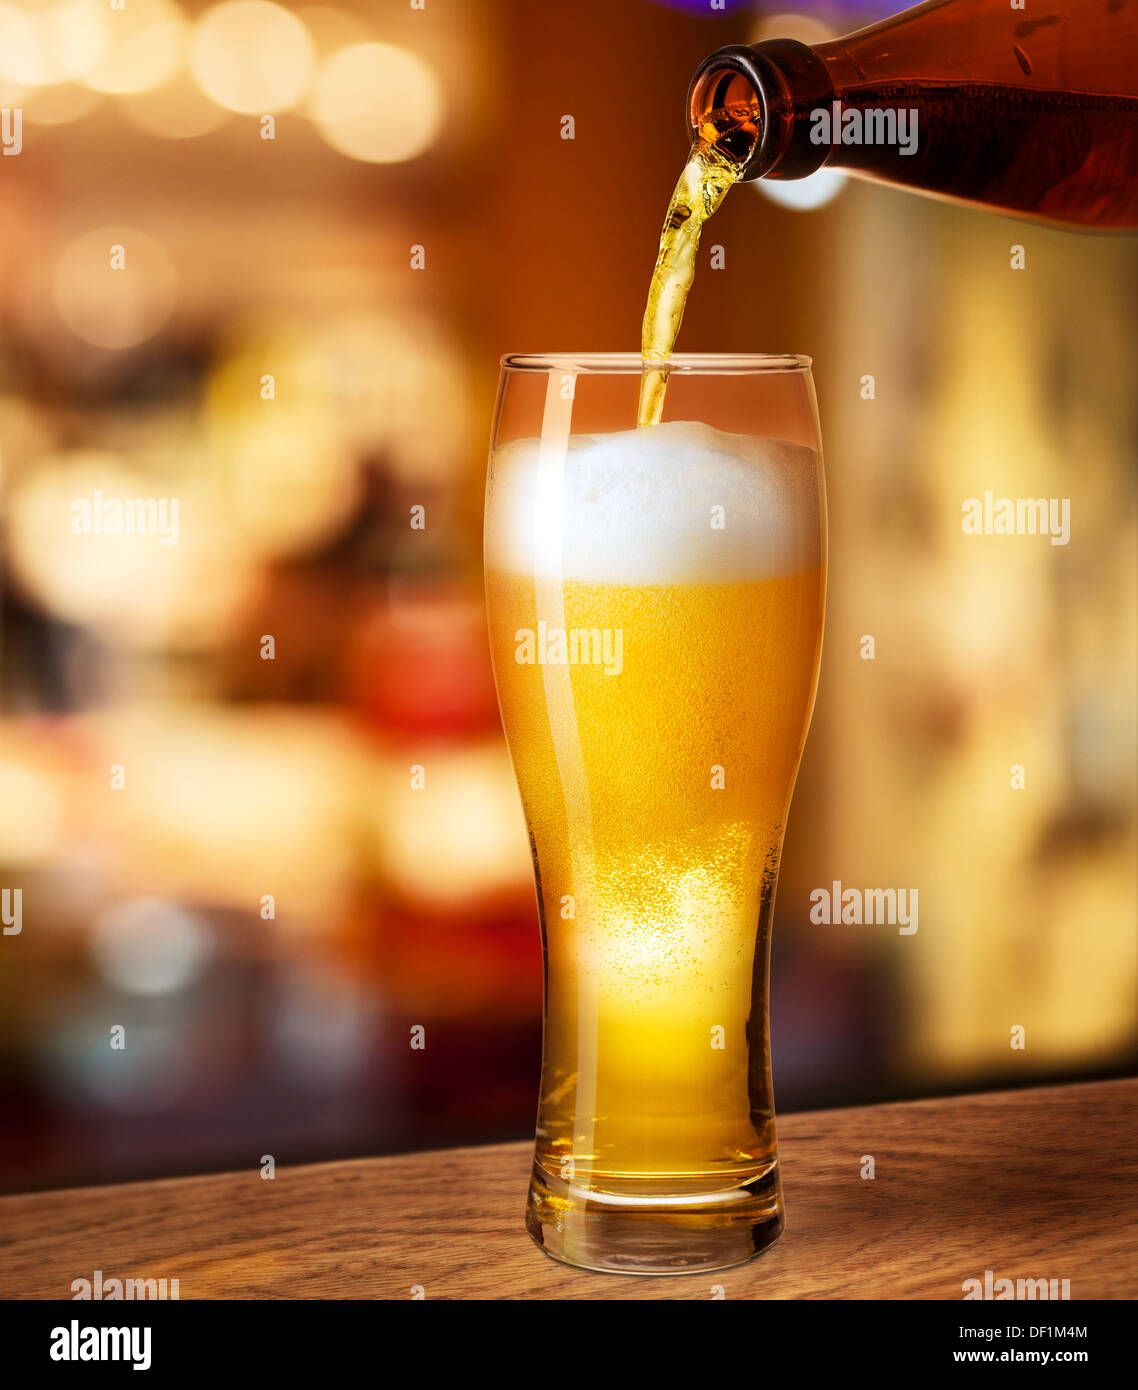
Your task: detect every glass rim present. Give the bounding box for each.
[500,352,812,374]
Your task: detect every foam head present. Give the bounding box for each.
[486,420,822,583]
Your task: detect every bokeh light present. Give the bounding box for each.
[312,309,470,485]
[190,0,314,114]
[0,757,64,864]
[6,452,258,649]
[755,167,847,211]
[52,224,178,350]
[91,898,214,996]
[372,746,530,910]
[309,42,442,163]
[206,331,362,559]
[93,708,359,918]
[747,9,844,215]
[64,1024,194,1113]
[80,0,185,96]
[0,0,109,87]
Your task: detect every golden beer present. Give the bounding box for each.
[638,141,742,428]
[485,408,825,1272]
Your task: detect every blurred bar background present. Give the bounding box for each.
[0,0,1134,1193]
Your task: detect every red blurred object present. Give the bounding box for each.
[348,582,502,737]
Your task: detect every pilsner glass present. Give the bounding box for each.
[484,354,826,1274]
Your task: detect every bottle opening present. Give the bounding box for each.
[688,66,763,171]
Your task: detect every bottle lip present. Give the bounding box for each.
[688,40,832,182]
[500,353,812,374]
[686,43,772,180]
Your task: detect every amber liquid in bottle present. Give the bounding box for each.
[689,0,1138,229]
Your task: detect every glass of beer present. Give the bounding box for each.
[484,354,826,1274]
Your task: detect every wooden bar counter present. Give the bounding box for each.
[1,1079,1133,1300]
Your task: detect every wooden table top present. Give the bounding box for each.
[1,1078,1133,1300]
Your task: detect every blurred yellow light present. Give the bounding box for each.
[93,707,359,918]
[755,167,847,212]
[0,0,109,87]
[310,42,442,163]
[22,80,102,125]
[190,0,314,114]
[120,63,230,138]
[53,224,178,350]
[80,0,185,96]
[206,339,361,560]
[0,758,63,863]
[373,745,531,908]
[313,309,469,485]
[229,413,360,556]
[7,453,258,650]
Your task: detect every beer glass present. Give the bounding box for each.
[484,354,826,1274]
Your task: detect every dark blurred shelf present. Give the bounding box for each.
[0,1078,1133,1300]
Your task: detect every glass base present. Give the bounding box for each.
[525,1158,784,1275]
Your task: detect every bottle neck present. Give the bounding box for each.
[687,39,835,182]
[688,13,1138,227]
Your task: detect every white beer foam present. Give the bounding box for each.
[486,420,821,582]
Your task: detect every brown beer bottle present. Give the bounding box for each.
[688,0,1138,229]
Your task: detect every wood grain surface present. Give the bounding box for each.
[1,1079,1133,1300]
